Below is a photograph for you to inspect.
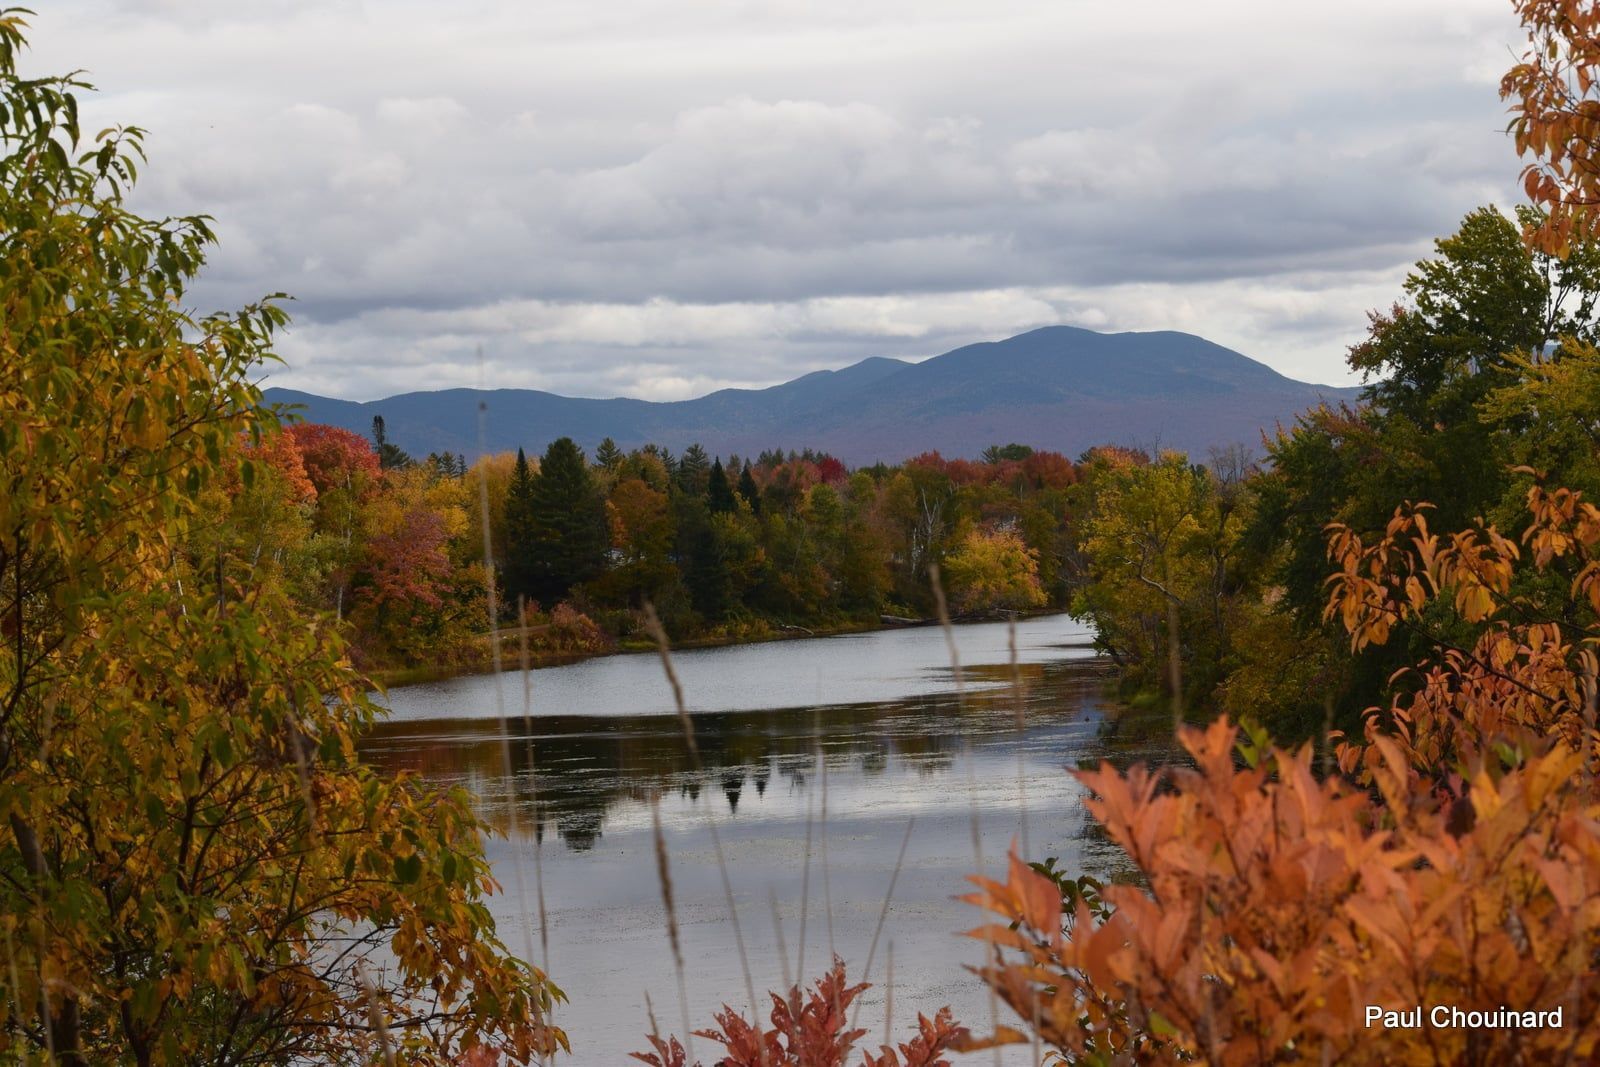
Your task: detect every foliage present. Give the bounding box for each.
[1070,450,1255,708]
[1504,0,1600,253]
[941,528,1046,613]
[630,960,968,1067]
[966,485,1600,1065]
[517,437,610,606]
[0,11,563,1062]
[503,447,539,609]
[1210,204,1600,735]
[371,414,416,470]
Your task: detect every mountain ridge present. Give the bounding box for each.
[264,325,1362,464]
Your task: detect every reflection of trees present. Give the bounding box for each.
[359,660,1127,852]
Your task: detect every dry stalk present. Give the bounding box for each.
[929,562,1001,1067]
[356,961,396,1067]
[795,731,817,987]
[884,940,895,1051]
[850,815,916,1031]
[648,796,697,1067]
[474,391,546,1047]
[642,601,767,1067]
[769,886,794,998]
[819,729,836,962]
[516,597,552,979]
[1008,620,1030,858]
[1008,622,1044,1065]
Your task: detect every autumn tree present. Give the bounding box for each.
[285,422,380,619]
[1504,0,1600,253]
[1240,206,1600,735]
[1348,205,1600,430]
[348,464,485,666]
[461,450,518,571]
[941,528,1047,614]
[0,13,562,1063]
[592,476,682,611]
[1071,450,1256,711]
[971,484,1600,1065]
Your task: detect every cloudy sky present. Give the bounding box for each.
[29,1,1525,400]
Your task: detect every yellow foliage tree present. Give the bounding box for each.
[941,528,1047,614]
[0,14,562,1063]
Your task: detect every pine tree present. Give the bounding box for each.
[677,443,711,495]
[707,457,737,513]
[737,464,763,516]
[370,414,414,470]
[595,436,623,470]
[503,447,538,608]
[525,437,609,604]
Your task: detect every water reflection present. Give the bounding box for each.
[362,660,1131,853]
[361,616,1179,1063]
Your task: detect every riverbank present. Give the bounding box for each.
[366,606,1066,689]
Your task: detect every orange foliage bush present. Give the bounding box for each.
[632,960,968,1067]
[543,602,616,655]
[966,484,1600,1064]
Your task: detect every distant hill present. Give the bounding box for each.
[264,326,1363,465]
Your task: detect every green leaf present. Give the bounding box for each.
[394,853,423,885]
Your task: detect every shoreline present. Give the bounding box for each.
[366,606,1074,690]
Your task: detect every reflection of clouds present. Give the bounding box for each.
[361,655,1134,852]
[377,614,1096,722]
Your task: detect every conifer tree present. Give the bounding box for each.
[595,436,623,470]
[707,457,737,513]
[503,446,538,606]
[369,414,413,470]
[676,443,711,495]
[526,437,609,603]
[737,464,763,515]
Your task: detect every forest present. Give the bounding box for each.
[240,416,1076,675]
[10,0,1600,1063]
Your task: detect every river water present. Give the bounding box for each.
[365,615,1171,1063]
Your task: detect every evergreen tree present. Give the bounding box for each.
[981,443,1034,464]
[525,437,609,604]
[707,457,737,513]
[370,414,414,470]
[737,465,763,515]
[595,436,623,470]
[503,447,538,607]
[677,443,711,495]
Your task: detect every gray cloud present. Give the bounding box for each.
[27,0,1526,399]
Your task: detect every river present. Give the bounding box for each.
[364,614,1172,1062]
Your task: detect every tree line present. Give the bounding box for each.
[227,407,1086,671]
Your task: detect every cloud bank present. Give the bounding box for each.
[30,0,1524,398]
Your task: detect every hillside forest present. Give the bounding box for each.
[16,0,1600,1063]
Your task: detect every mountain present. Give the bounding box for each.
[263,326,1363,465]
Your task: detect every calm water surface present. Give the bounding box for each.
[365,615,1173,1063]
